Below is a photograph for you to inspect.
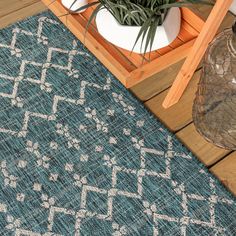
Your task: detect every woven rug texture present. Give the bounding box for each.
[0,11,235,236]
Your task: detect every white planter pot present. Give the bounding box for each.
[61,0,88,13]
[95,8,181,54]
[230,0,236,14]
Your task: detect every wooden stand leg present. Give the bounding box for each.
[162,0,233,109]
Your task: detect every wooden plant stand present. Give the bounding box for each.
[41,0,205,88]
[163,0,233,108]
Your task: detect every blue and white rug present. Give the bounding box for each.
[0,11,235,236]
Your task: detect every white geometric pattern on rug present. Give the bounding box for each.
[0,15,111,138]
[0,12,235,236]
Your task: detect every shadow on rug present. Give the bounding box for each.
[0,11,235,236]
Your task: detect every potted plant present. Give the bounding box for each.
[66,0,212,55]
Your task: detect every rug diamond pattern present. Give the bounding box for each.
[0,12,235,236]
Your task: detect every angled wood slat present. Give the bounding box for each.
[126,39,196,88]
[180,7,206,32]
[131,12,234,102]
[168,37,184,49]
[163,0,233,108]
[181,19,200,37]
[177,27,195,42]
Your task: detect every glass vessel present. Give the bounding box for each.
[193,23,236,150]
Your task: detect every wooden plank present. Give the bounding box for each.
[41,0,130,85]
[145,70,201,132]
[0,1,46,29]
[132,12,234,102]
[163,0,233,108]
[181,7,205,32]
[215,11,235,31]
[182,4,235,29]
[127,39,195,88]
[211,152,236,195]
[181,19,199,37]
[131,59,184,101]
[120,50,161,67]
[178,26,196,42]
[0,0,39,18]
[189,5,235,32]
[144,66,231,167]
[176,123,230,167]
[189,5,212,20]
[156,46,173,56]
[169,37,184,49]
[117,49,147,67]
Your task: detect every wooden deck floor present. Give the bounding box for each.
[1,1,236,196]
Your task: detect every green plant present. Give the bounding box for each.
[72,0,213,56]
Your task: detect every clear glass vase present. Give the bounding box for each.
[193,23,236,150]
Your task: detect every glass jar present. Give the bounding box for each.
[193,23,236,150]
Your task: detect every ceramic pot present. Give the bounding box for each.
[61,0,88,13]
[95,8,181,54]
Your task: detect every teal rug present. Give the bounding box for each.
[0,11,235,236]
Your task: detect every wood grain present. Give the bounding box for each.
[176,123,230,167]
[131,12,234,103]
[145,70,201,132]
[0,0,39,18]
[127,39,196,88]
[0,1,46,29]
[162,0,233,108]
[211,152,236,195]
[131,60,184,101]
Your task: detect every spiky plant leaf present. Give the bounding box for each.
[72,0,213,58]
